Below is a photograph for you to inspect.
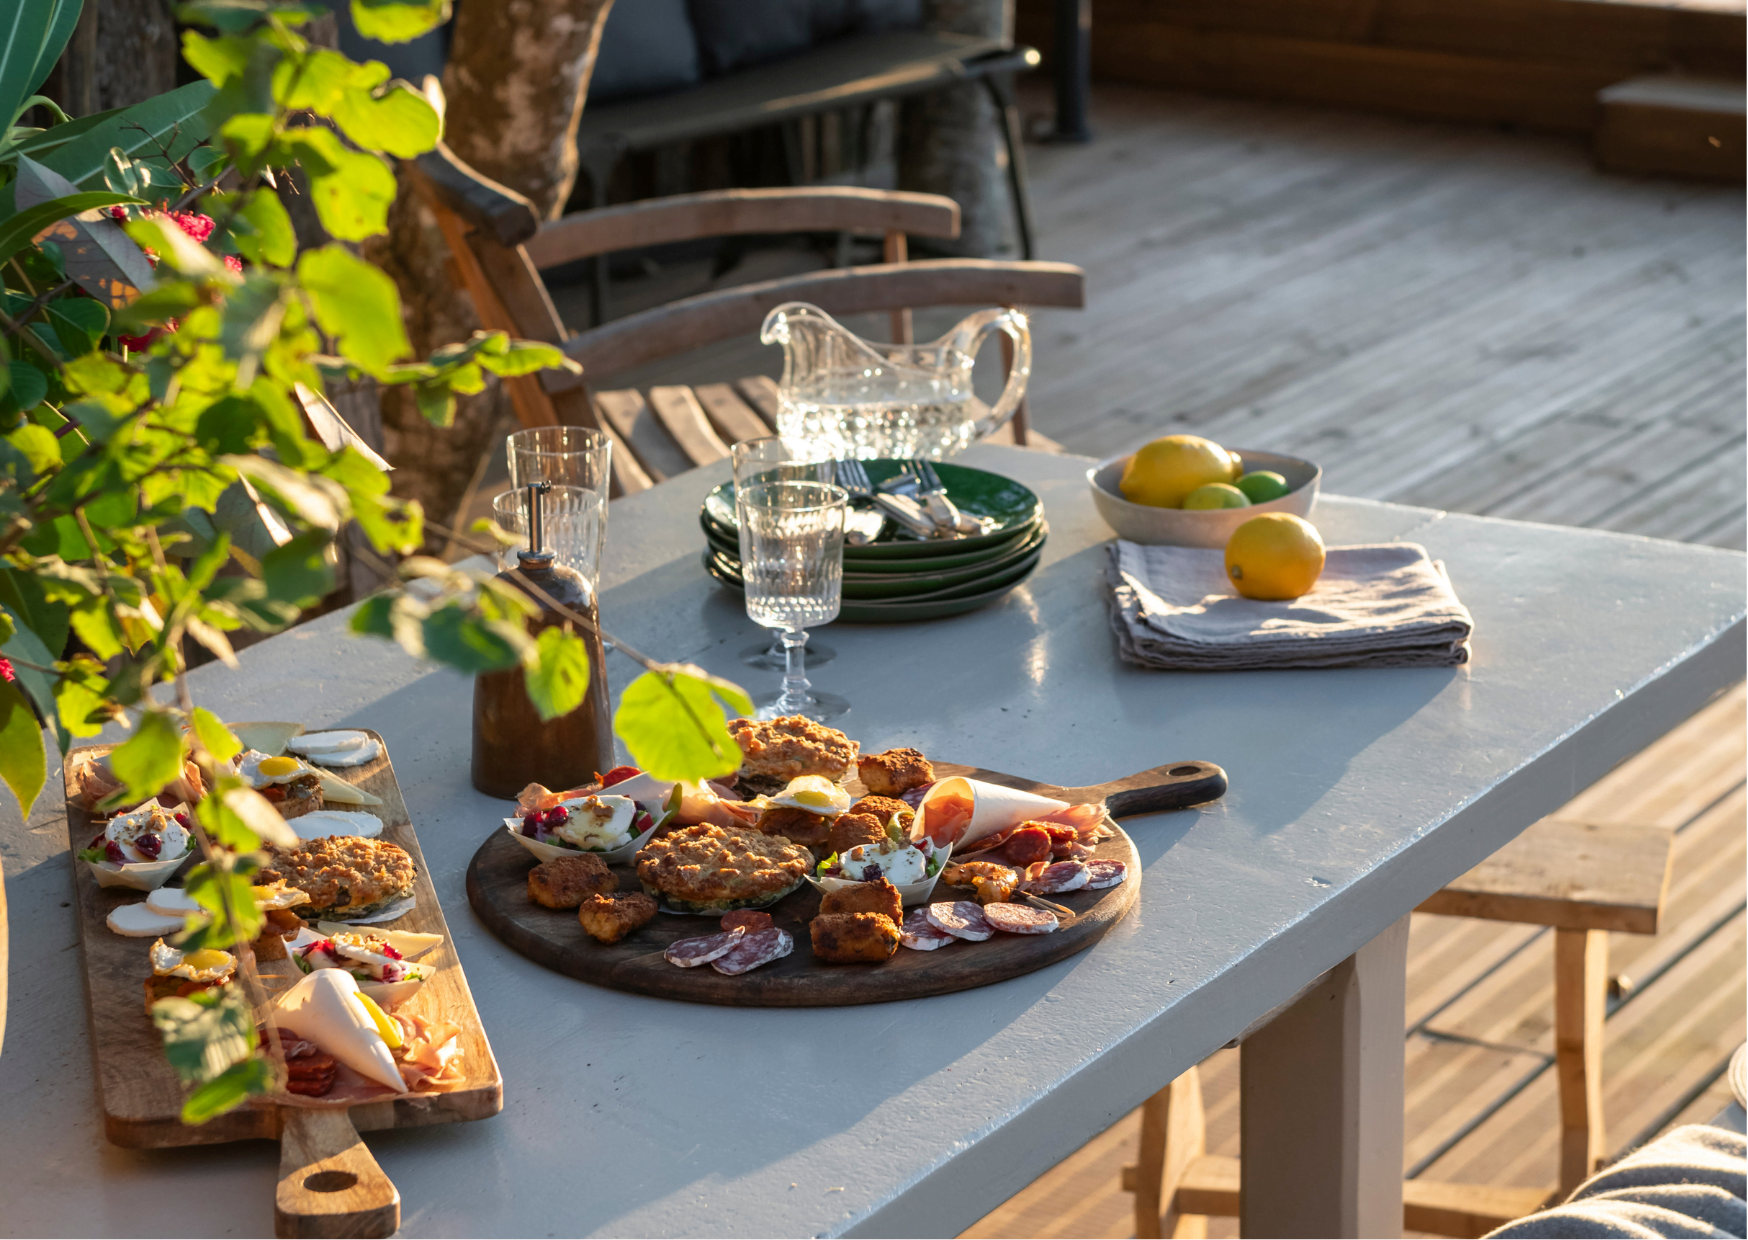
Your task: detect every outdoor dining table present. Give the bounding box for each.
[1,442,1742,1238]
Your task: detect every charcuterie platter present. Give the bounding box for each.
[64,728,501,1238]
[466,728,1226,1008]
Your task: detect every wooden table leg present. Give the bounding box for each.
[1124,1068,1208,1239]
[1239,914,1410,1238]
[1555,927,1609,1193]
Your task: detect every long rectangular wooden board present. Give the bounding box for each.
[65,729,503,1149]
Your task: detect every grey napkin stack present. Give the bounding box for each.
[1106,539,1474,670]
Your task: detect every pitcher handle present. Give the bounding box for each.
[962,307,1032,442]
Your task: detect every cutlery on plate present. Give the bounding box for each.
[837,460,937,540]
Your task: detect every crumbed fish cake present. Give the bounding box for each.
[728,716,858,795]
[819,878,903,927]
[754,804,833,849]
[857,748,934,798]
[258,835,415,920]
[527,852,616,909]
[635,823,810,914]
[826,812,888,857]
[578,892,657,944]
[810,912,900,964]
[847,796,914,832]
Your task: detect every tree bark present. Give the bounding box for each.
[42,0,179,117]
[364,0,614,537]
[898,0,1016,258]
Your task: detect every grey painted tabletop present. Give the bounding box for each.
[1,444,1741,1238]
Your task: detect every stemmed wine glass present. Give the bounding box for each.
[736,478,849,721]
[731,437,836,671]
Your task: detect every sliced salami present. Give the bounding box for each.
[1026,861,1090,895]
[926,900,994,941]
[899,909,958,951]
[1085,860,1128,889]
[983,903,1059,935]
[711,927,793,975]
[664,927,744,967]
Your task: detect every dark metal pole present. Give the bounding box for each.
[1053,0,1093,143]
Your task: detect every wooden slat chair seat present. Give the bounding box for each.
[1123,814,1676,1239]
[408,143,1085,496]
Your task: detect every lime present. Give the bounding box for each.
[1119,435,1237,508]
[1235,471,1291,504]
[1183,483,1250,510]
[1225,513,1325,601]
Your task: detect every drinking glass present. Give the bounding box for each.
[736,479,848,721]
[491,486,606,588]
[505,427,611,586]
[730,437,837,671]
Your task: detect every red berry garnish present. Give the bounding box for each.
[135,833,162,859]
[173,812,190,829]
[599,766,640,787]
[104,840,126,865]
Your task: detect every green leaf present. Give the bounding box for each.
[2,360,48,415]
[190,707,242,765]
[475,338,579,380]
[6,422,57,474]
[69,603,123,660]
[349,592,395,638]
[0,677,46,816]
[421,603,526,674]
[261,528,334,608]
[108,709,185,803]
[191,785,257,857]
[331,80,441,158]
[181,1055,274,1125]
[33,81,215,189]
[46,297,109,355]
[54,656,110,737]
[180,30,253,86]
[150,985,256,1086]
[28,0,82,98]
[283,127,397,241]
[184,857,267,945]
[296,244,410,373]
[0,191,142,268]
[0,1,54,139]
[351,0,451,43]
[233,188,294,266]
[612,664,753,783]
[523,627,591,722]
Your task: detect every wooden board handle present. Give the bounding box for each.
[275,1108,400,1239]
[1079,760,1228,820]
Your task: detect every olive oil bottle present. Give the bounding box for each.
[470,484,612,796]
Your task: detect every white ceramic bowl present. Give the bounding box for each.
[1087,447,1321,547]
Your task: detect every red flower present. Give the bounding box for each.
[107,207,243,350]
[0,656,14,683]
[224,254,242,275]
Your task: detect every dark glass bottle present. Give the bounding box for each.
[470,487,613,797]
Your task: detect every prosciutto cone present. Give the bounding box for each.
[917,777,1070,849]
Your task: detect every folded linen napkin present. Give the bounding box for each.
[1105,539,1474,670]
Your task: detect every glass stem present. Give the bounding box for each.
[778,628,811,712]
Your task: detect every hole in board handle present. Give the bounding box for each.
[304,1170,359,1193]
[1168,765,1202,777]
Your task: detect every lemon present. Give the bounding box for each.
[1235,471,1291,504]
[1225,513,1325,601]
[1119,435,1238,508]
[1183,483,1250,510]
[354,992,402,1048]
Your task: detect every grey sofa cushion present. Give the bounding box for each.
[588,0,702,102]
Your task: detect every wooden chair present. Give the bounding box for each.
[1122,814,1676,1238]
[407,143,1085,496]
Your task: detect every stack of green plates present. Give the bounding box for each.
[701,460,1047,622]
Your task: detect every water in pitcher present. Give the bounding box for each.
[778,394,978,460]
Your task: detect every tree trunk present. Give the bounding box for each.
[42,0,179,117]
[364,0,614,539]
[898,0,1016,258]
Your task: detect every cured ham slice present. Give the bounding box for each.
[711,927,792,975]
[664,928,744,967]
[899,909,957,951]
[1026,862,1090,895]
[1085,860,1128,889]
[926,901,994,941]
[917,778,1070,849]
[983,904,1059,935]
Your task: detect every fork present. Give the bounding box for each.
[909,459,992,535]
[838,459,937,539]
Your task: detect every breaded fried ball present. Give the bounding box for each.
[857,748,934,798]
[755,804,832,849]
[848,795,915,831]
[819,878,903,926]
[810,912,900,964]
[527,852,616,909]
[578,891,657,943]
[827,811,888,856]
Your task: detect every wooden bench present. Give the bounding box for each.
[409,143,1085,496]
[1124,814,1676,1237]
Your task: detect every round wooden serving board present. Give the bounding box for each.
[465,759,1225,1007]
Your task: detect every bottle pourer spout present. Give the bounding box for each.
[520,482,554,567]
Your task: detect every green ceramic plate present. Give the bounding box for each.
[709,538,1044,603]
[702,460,1043,560]
[703,518,1046,598]
[702,550,1040,623]
[701,510,1039,574]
